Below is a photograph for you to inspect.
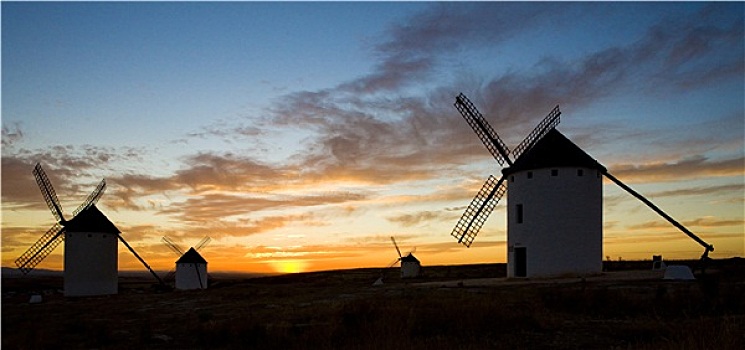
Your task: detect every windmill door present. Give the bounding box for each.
[514,247,527,277]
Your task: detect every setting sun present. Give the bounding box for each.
[270,260,308,274]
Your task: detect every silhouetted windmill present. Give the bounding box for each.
[162,236,210,290]
[14,163,165,296]
[451,93,713,278]
[389,236,421,278]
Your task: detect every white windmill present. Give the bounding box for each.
[389,236,421,278]
[162,236,210,290]
[15,163,164,296]
[450,93,714,278]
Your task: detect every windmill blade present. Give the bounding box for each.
[33,163,66,222]
[119,235,166,286]
[454,93,513,166]
[451,175,507,247]
[387,258,401,268]
[73,179,106,217]
[390,236,402,258]
[14,224,65,275]
[603,171,714,254]
[512,105,561,159]
[162,236,184,256]
[195,236,211,251]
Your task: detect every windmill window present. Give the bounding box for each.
[527,171,533,179]
[516,204,523,224]
[577,169,584,177]
[551,169,559,176]
[510,176,514,182]
[87,234,92,238]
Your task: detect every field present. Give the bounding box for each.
[2,259,744,349]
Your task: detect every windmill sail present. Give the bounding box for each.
[454,93,513,166]
[73,179,106,217]
[33,163,65,222]
[390,236,402,258]
[512,105,561,159]
[451,175,507,247]
[14,224,65,274]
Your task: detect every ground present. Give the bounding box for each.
[2,259,744,349]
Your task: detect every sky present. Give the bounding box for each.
[2,2,743,275]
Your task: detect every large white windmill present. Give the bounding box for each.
[14,163,165,296]
[450,94,714,278]
[162,236,210,290]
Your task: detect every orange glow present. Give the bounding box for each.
[269,260,308,274]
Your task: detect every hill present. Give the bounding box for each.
[2,260,744,349]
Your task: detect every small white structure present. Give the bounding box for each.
[505,130,604,278]
[63,205,119,296]
[663,265,695,280]
[175,247,208,290]
[400,253,421,279]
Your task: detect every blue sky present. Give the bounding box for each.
[2,2,743,273]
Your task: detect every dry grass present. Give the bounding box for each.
[2,259,744,349]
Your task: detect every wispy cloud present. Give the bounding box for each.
[1,122,24,147]
[607,155,744,183]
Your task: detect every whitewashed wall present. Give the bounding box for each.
[176,263,208,290]
[64,231,118,296]
[506,167,603,278]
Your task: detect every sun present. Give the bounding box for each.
[271,260,308,274]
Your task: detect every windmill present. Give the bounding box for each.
[162,236,210,290]
[450,93,714,278]
[14,163,165,296]
[389,236,421,278]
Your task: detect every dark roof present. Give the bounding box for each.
[176,247,207,264]
[503,129,606,175]
[400,253,420,263]
[64,205,120,234]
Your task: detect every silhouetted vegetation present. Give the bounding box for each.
[3,259,744,349]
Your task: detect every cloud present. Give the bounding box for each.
[1,123,24,147]
[648,183,744,198]
[628,216,743,231]
[386,210,451,227]
[606,155,744,183]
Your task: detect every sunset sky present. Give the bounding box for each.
[2,2,743,275]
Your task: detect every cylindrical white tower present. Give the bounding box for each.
[504,130,604,278]
[400,253,421,278]
[63,205,119,296]
[175,248,208,290]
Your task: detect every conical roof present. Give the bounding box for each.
[503,129,606,175]
[400,253,420,263]
[176,247,207,264]
[64,204,120,234]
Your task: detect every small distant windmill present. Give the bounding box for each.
[14,163,164,296]
[389,236,421,278]
[162,236,210,290]
[450,93,714,278]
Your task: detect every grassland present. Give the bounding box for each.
[2,259,744,349]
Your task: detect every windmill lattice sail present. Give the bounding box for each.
[512,105,561,159]
[451,175,507,247]
[73,179,106,217]
[33,163,65,222]
[454,93,512,166]
[15,224,65,274]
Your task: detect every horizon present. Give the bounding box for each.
[2,2,743,275]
